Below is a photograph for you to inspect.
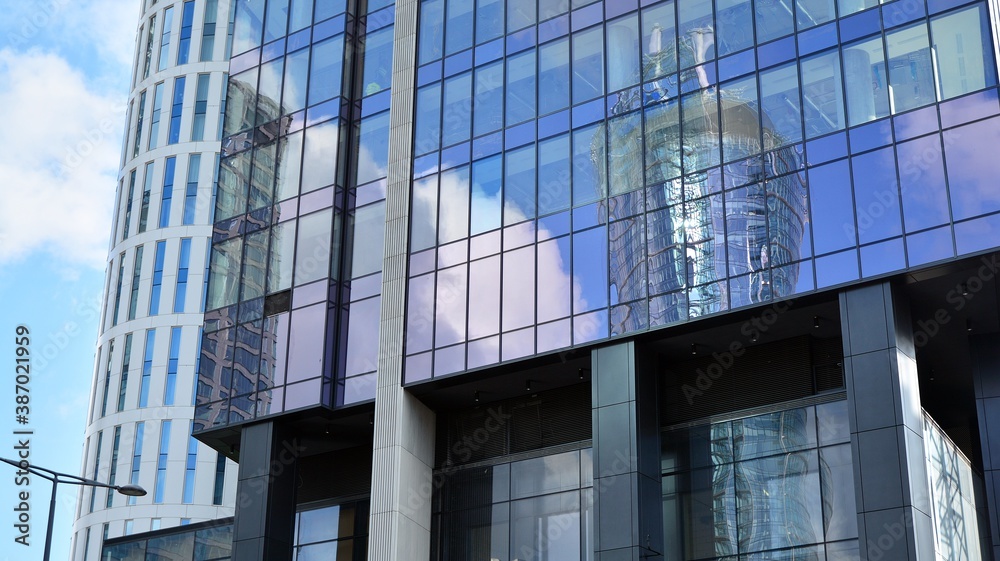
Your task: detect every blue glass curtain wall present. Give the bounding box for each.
[197,0,395,432]
[403,0,1000,382]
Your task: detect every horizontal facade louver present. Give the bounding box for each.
[436,383,591,468]
[661,335,843,426]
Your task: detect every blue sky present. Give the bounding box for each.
[0,1,135,559]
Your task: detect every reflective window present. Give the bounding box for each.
[843,36,889,126]
[572,27,605,104]
[539,38,570,115]
[362,26,394,96]
[420,0,444,64]
[931,4,997,100]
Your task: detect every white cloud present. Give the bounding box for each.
[0,49,124,270]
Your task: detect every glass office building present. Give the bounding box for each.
[72,1,239,560]
[107,0,1000,559]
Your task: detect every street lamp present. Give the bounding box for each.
[0,456,146,561]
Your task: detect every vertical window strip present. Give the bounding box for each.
[129,422,144,506]
[123,169,137,240]
[121,102,133,167]
[177,0,195,65]
[118,334,133,412]
[138,161,155,233]
[165,326,181,405]
[175,238,192,312]
[133,91,146,158]
[149,240,167,315]
[212,452,226,505]
[106,426,121,508]
[100,341,114,417]
[184,154,201,224]
[154,420,172,503]
[192,74,210,141]
[139,329,156,407]
[142,15,156,79]
[183,422,198,504]
[200,0,219,62]
[169,76,186,144]
[112,253,126,327]
[159,156,177,228]
[128,245,144,321]
[192,327,203,406]
[89,431,103,513]
[82,528,92,560]
[158,6,175,72]
[149,83,164,150]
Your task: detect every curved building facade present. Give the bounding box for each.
[71,1,236,559]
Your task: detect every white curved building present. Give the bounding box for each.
[71,1,236,559]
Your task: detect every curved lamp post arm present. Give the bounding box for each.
[0,456,146,561]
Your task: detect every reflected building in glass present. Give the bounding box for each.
[99,0,1000,559]
[72,1,239,560]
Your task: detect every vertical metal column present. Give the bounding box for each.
[231,422,298,561]
[592,341,663,561]
[368,0,437,559]
[840,282,934,561]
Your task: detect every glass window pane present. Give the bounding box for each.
[443,73,473,147]
[446,0,474,55]
[415,83,442,155]
[275,131,303,201]
[439,166,470,243]
[886,23,934,113]
[733,406,817,461]
[607,14,640,93]
[755,0,795,44]
[736,451,823,551]
[573,124,605,205]
[420,0,445,64]
[308,35,345,105]
[537,236,572,322]
[539,38,570,115]
[809,160,855,254]
[645,99,681,184]
[356,112,391,185]
[283,48,309,114]
[607,111,643,195]
[716,0,753,56]
[844,36,889,126]
[506,49,536,126]
[208,237,242,310]
[509,0,536,31]
[268,221,295,293]
[931,4,997,100]
[475,62,504,136]
[232,0,265,55]
[573,226,608,314]
[944,116,1000,220]
[435,265,467,347]
[760,62,803,146]
[851,147,901,244]
[362,26,394,96]
[477,0,504,44]
[897,134,949,232]
[411,174,439,252]
[510,492,580,561]
[469,256,501,339]
[642,1,677,80]
[538,134,571,215]
[720,74,759,164]
[505,144,536,223]
[838,0,877,18]
[796,0,835,29]
[820,444,858,541]
[682,90,720,173]
[224,69,258,136]
[678,0,715,70]
[663,466,737,560]
[294,210,332,286]
[216,151,250,221]
[264,0,288,43]
[300,121,341,192]
[472,155,503,234]
[503,246,535,330]
[801,50,845,138]
[510,451,580,499]
[572,27,605,104]
[349,202,386,278]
